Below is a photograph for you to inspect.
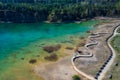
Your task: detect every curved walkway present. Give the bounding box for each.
[71,33,102,80]
[97,25,120,80]
[71,24,120,80]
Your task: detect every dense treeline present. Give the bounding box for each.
[0,0,120,23]
[0,0,117,4]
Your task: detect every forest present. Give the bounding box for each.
[0,0,120,23]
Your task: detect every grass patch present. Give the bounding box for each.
[72,75,81,80]
[111,35,120,53]
[117,27,120,33]
[104,34,120,80]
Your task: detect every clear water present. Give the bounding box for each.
[0,21,97,60]
[0,20,100,80]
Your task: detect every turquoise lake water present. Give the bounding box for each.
[0,21,98,60]
[0,20,104,80]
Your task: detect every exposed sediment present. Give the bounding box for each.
[72,20,120,80]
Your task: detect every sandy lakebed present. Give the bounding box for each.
[33,18,120,80]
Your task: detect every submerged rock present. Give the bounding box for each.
[44,54,58,61]
[43,44,61,53]
[87,30,92,34]
[65,47,74,50]
[36,55,40,57]
[77,42,85,47]
[21,58,24,60]
[29,59,37,64]
[79,37,85,39]
[61,40,73,43]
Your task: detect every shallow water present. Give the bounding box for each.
[0,21,98,60]
[0,20,99,80]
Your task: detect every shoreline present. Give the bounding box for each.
[71,19,120,80]
[0,17,118,24]
[33,18,119,80]
[1,18,119,80]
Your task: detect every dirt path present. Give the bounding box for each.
[34,20,120,80]
[97,25,120,80]
[72,23,120,80]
